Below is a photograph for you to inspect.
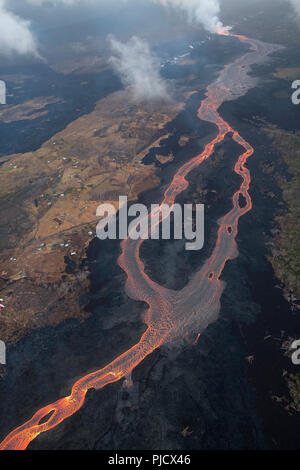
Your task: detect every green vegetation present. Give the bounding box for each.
[264,128,300,298]
[289,374,300,411]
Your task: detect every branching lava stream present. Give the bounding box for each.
[0,32,280,450]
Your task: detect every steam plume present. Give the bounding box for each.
[109,35,169,101]
[156,0,231,34]
[289,0,300,19]
[0,0,39,57]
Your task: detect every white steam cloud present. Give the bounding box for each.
[1,0,300,58]
[27,0,83,4]
[289,0,300,19]
[0,0,39,57]
[155,0,230,34]
[0,0,229,58]
[109,35,169,101]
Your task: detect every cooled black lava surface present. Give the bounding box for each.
[0,65,123,158]
[0,36,297,451]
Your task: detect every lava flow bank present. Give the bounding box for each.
[0,33,280,450]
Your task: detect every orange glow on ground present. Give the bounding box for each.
[0,32,278,451]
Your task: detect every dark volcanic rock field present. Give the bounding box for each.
[0,35,298,451]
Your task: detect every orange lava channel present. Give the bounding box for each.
[0,32,276,450]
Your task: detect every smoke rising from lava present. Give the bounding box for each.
[0,0,231,57]
[109,35,170,101]
[155,0,231,33]
[289,0,300,20]
[2,0,300,58]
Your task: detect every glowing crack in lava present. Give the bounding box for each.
[0,33,280,450]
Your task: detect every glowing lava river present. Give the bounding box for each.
[0,32,280,450]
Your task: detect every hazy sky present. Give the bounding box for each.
[0,0,230,57]
[0,0,299,58]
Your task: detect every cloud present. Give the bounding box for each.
[109,35,169,101]
[155,0,230,34]
[0,0,230,57]
[0,0,39,57]
[27,0,83,4]
[288,0,300,19]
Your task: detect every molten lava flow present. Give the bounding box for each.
[0,33,279,451]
